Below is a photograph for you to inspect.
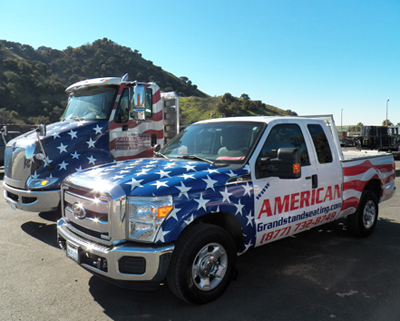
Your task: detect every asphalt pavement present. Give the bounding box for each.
[1,162,400,321]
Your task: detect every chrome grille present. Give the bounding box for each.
[62,183,112,245]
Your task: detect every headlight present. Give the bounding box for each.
[27,177,59,189]
[127,195,173,242]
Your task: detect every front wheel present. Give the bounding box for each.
[167,223,237,304]
[347,190,378,237]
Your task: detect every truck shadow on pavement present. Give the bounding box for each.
[86,217,400,321]
[20,210,61,248]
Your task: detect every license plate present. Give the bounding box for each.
[66,243,79,262]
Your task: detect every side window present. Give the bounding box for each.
[145,88,152,117]
[307,124,333,163]
[114,89,129,123]
[259,124,310,166]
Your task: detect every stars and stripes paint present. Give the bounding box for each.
[340,156,396,216]
[76,157,257,253]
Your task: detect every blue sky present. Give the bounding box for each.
[1,0,399,126]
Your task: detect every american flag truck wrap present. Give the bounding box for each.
[3,74,179,213]
[57,115,395,304]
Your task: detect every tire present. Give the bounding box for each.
[167,223,237,304]
[347,190,378,237]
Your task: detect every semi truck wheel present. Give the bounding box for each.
[347,190,378,237]
[167,223,236,304]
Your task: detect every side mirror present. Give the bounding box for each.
[36,124,47,137]
[1,126,7,145]
[257,148,301,179]
[153,144,161,153]
[132,85,146,120]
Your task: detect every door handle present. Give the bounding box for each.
[306,174,318,188]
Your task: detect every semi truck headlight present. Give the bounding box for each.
[127,195,173,242]
[27,177,59,189]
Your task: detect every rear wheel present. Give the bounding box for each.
[347,190,378,237]
[167,223,236,304]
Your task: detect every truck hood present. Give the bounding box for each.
[4,120,110,189]
[68,157,251,197]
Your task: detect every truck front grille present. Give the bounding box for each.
[62,184,113,245]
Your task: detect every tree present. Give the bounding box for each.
[355,122,363,131]
[382,119,393,126]
[240,93,250,100]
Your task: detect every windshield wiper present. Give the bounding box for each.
[154,151,169,159]
[177,154,214,164]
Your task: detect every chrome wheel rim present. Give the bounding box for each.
[192,243,228,291]
[363,199,376,229]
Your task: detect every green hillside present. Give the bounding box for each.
[0,38,296,125]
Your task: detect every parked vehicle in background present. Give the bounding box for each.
[2,74,179,213]
[57,115,395,304]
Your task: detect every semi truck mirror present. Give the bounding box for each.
[133,85,146,108]
[132,85,146,121]
[1,125,7,145]
[37,124,47,137]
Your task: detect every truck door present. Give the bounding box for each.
[109,85,158,161]
[251,121,342,247]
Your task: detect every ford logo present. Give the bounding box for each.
[72,203,86,219]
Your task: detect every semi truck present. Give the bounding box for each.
[57,115,395,304]
[3,74,179,213]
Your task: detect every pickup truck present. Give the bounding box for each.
[57,115,396,304]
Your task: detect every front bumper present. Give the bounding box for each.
[57,217,174,290]
[3,182,60,212]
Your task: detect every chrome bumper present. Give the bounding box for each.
[3,182,60,212]
[57,217,174,284]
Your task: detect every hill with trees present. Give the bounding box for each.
[0,38,296,125]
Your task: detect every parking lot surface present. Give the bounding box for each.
[1,162,400,321]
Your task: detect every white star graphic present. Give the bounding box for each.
[113,175,124,180]
[86,138,96,148]
[180,173,196,180]
[52,132,60,139]
[242,182,253,196]
[168,206,182,221]
[246,210,254,226]
[125,178,144,191]
[46,174,53,179]
[243,164,251,173]
[176,181,191,198]
[155,228,170,243]
[184,214,194,225]
[226,170,236,178]
[156,170,171,178]
[243,240,253,253]
[93,125,103,134]
[87,155,96,165]
[151,180,169,189]
[43,156,53,167]
[71,151,80,159]
[57,142,68,153]
[58,160,68,170]
[194,193,209,211]
[136,168,151,176]
[203,175,218,191]
[220,187,232,203]
[207,168,219,174]
[75,166,83,172]
[68,130,78,140]
[30,171,39,179]
[164,162,177,169]
[234,199,245,215]
[184,164,196,172]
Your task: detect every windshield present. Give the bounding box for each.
[160,121,265,163]
[62,85,117,121]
